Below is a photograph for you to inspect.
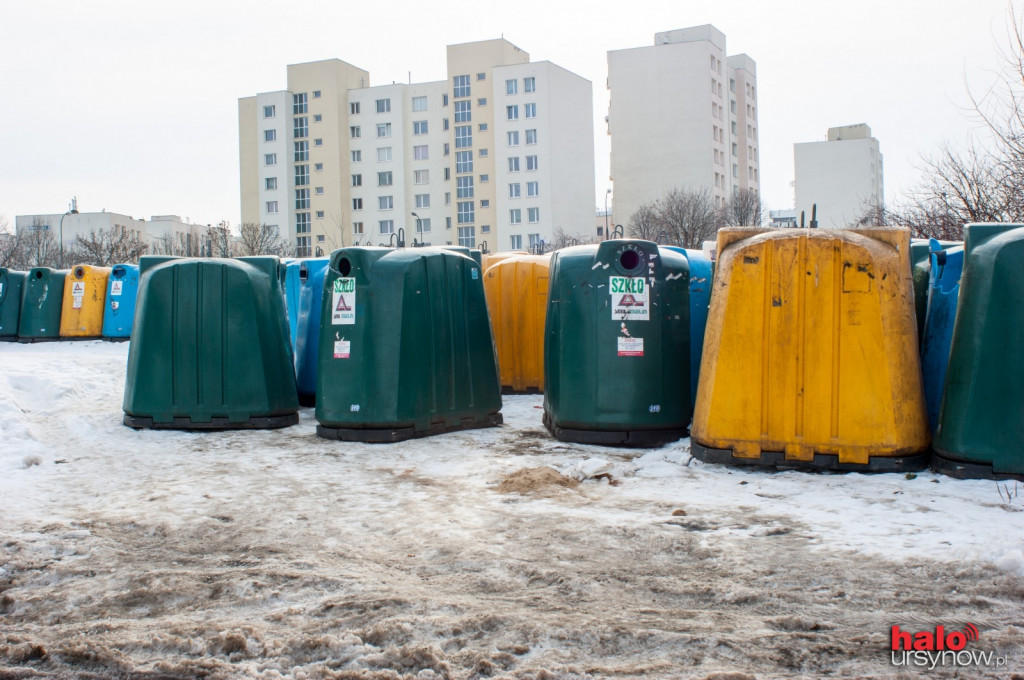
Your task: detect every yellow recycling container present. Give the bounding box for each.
[484,254,550,393]
[59,265,111,339]
[691,228,930,471]
[482,250,528,274]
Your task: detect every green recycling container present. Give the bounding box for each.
[0,269,26,340]
[543,240,691,447]
[18,267,69,341]
[123,256,299,430]
[933,223,1024,480]
[440,245,483,268]
[316,247,502,442]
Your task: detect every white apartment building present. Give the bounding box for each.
[15,211,201,254]
[239,41,594,256]
[794,124,884,229]
[607,25,760,230]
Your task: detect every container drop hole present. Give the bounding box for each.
[35,271,43,279]
[339,257,352,277]
[619,250,641,270]
[75,266,85,278]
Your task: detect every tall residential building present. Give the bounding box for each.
[607,25,760,230]
[239,41,594,256]
[794,124,884,229]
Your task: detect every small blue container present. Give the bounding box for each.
[663,247,713,412]
[102,264,140,340]
[921,240,964,432]
[289,258,329,405]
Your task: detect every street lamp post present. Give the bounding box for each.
[604,188,611,240]
[411,211,421,246]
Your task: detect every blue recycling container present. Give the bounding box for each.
[293,258,329,405]
[101,264,140,340]
[664,247,713,412]
[920,241,964,432]
[283,260,303,353]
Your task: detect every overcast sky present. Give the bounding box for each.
[0,0,1016,229]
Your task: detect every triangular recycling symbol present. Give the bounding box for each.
[618,294,642,307]
[335,295,352,312]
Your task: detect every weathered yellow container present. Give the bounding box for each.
[482,250,528,274]
[59,265,111,339]
[691,228,930,471]
[484,254,550,393]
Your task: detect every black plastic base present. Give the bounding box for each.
[17,336,60,343]
[543,412,686,448]
[317,412,503,443]
[297,393,316,408]
[0,336,19,342]
[102,336,131,343]
[124,412,299,431]
[501,385,543,395]
[690,440,931,472]
[931,451,1024,482]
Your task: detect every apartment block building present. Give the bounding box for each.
[794,124,884,229]
[607,25,760,230]
[239,40,594,256]
[15,211,201,254]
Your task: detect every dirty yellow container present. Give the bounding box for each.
[60,265,111,339]
[482,250,529,274]
[484,254,550,393]
[691,228,930,471]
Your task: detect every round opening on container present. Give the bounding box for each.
[74,266,85,279]
[299,265,309,282]
[338,257,352,277]
[35,270,43,279]
[113,266,125,277]
[619,250,641,271]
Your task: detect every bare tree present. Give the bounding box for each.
[21,226,60,268]
[0,217,24,269]
[627,204,661,241]
[655,188,723,248]
[206,221,233,258]
[237,222,288,256]
[65,227,149,267]
[723,188,764,227]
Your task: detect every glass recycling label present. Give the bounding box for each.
[610,276,649,320]
[332,278,356,325]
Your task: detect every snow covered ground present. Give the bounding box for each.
[1,341,1022,679]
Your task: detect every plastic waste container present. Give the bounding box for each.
[18,268,69,341]
[0,269,26,340]
[933,223,1024,480]
[691,228,930,471]
[482,250,529,273]
[663,247,713,411]
[101,264,140,340]
[293,257,329,405]
[440,245,483,268]
[920,241,964,432]
[484,254,551,393]
[59,265,110,339]
[316,247,502,441]
[543,240,691,447]
[123,256,299,429]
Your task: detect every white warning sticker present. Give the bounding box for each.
[332,278,356,325]
[71,281,85,309]
[333,339,351,359]
[617,336,644,357]
[111,281,123,296]
[610,276,649,320]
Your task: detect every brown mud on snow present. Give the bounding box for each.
[497,467,580,495]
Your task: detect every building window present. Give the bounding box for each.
[377,147,392,162]
[264,129,276,142]
[525,103,536,118]
[508,157,520,172]
[295,188,310,210]
[528,233,541,250]
[455,125,472,148]
[316,210,325,219]
[314,138,323,147]
[313,114,322,122]
[528,207,539,223]
[442,93,449,106]
[350,126,361,138]
[445,192,451,205]
[412,96,428,112]
[524,76,535,92]
[313,90,321,99]
[507,131,520,146]
[732,143,738,157]
[458,226,475,247]
[444,142,450,156]
[479,148,488,158]
[353,198,363,210]
[350,102,361,115]
[477,98,487,107]
[379,195,394,210]
[295,141,309,162]
[375,98,391,113]
[379,219,395,234]
[315,162,323,171]
[315,186,324,195]
[296,235,311,257]
[444,167,451,180]
[264,153,277,166]
[453,74,470,98]
[457,201,475,224]
[353,221,364,234]
[509,209,522,224]
[414,169,429,184]
[414,145,429,160]
[378,171,393,186]
[476,72,486,80]
[376,123,391,138]
[443,118,450,131]
[293,93,307,114]
[266,201,278,214]
[480,174,489,183]
[265,177,277,190]
[510,234,522,250]
[352,174,362,186]
[415,217,431,233]
[526,155,538,171]
[508,183,521,198]
[351,150,361,162]
[415,193,430,208]
[481,200,490,208]
[457,176,474,198]
[263,105,275,118]
[295,164,309,186]
[478,123,488,132]
[506,79,518,95]
[296,213,311,233]
[527,181,538,197]
[455,151,473,173]
[454,100,471,122]
[413,120,428,135]
[525,129,537,145]
[506,105,519,120]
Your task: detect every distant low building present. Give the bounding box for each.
[794,124,884,229]
[15,212,205,255]
[769,209,798,228]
